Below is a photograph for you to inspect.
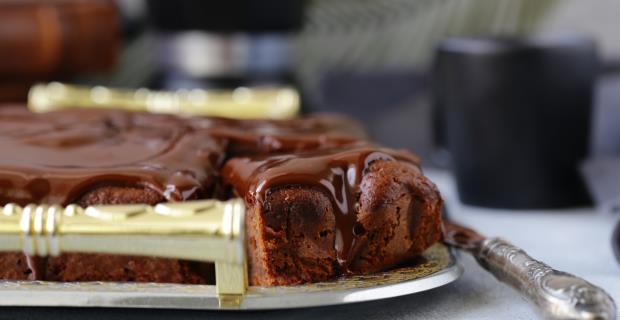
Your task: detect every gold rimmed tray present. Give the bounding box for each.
[0,200,460,309]
[0,244,461,310]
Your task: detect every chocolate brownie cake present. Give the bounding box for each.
[222,144,442,285]
[0,106,225,282]
[0,105,442,285]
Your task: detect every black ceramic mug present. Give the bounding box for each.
[433,35,598,208]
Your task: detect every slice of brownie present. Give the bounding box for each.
[222,144,443,285]
[0,106,443,286]
[0,106,225,282]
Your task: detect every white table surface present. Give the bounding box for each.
[418,169,620,320]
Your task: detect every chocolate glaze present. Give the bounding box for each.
[0,108,365,206]
[0,107,224,206]
[193,113,366,156]
[0,106,367,280]
[222,143,421,269]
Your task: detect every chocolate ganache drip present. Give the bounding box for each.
[0,106,367,280]
[223,144,420,269]
[0,107,223,205]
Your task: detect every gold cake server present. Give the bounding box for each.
[0,199,247,308]
[27,82,300,119]
[444,220,617,320]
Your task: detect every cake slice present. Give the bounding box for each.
[0,106,442,286]
[222,144,443,285]
[0,106,369,283]
[0,106,225,282]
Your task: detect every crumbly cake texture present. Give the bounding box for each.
[222,145,442,285]
[0,106,442,285]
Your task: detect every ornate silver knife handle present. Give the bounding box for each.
[476,238,616,320]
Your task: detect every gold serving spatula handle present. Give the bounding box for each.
[0,199,247,307]
[477,238,616,320]
[28,82,300,120]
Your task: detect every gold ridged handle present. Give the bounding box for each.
[28,82,300,120]
[0,199,247,308]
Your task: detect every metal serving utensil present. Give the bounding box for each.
[0,199,247,308]
[27,82,300,120]
[444,220,617,320]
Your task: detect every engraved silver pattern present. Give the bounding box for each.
[478,238,616,319]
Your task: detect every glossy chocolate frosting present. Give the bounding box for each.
[0,107,224,206]
[0,106,367,280]
[194,113,366,156]
[222,143,421,269]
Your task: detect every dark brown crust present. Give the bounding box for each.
[76,186,165,207]
[45,253,210,284]
[246,159,442,286]
[351,160,442,272]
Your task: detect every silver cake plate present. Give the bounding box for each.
[0,244,461,310]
